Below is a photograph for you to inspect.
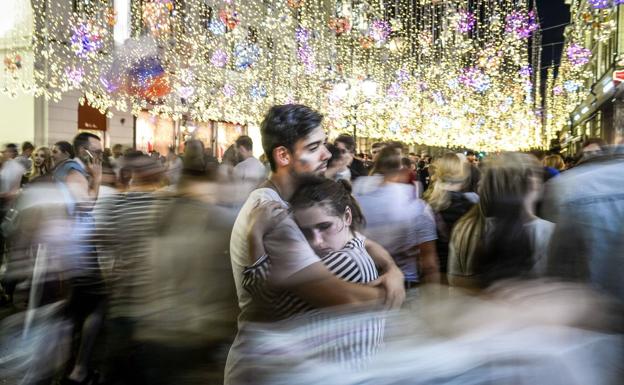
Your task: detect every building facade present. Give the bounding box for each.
[547,1,624,155]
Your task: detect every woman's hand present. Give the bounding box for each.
[248,201,289,239]
[247,201,289,263]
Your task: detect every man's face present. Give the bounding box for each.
[2,148,17,160]
[335,141,354,166]
[289,126,331,177]
[236,145,249,161]
[81,137,103,163]
[467,154,476,164]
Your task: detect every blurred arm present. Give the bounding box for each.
[417,240,440,284]
[365,238,405,308]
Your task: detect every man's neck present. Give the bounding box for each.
[269,170,297,201]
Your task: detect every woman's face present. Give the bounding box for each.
[33,150,46,167]
[52,145,69,165]
[294,204,352,256]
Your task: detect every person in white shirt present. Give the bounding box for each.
[0,144,26,204]
[355,145,439,288]
[232,135,267,183]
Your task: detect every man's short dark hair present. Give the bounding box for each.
[261,104,323,172]
[54,140,75,158]
[21,141,34,152]
[73,132,101,152]
[335,134,356,153]
[371,142,385,150]
[235,135,253,152]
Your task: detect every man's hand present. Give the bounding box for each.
[85,156,103,185]
[370,266,405,309]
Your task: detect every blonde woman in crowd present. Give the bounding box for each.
[28,146,53,183]
[447,153,554,292]
[543,154,565,171]
[423,153,476,280]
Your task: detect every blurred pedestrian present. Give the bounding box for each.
[356,146,439,288]
[424,153,475,280]
[335,134,368,180]
[448,153,553,291]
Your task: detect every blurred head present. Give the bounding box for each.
[260,104,330,177]
[371,145,403,176]
[580,137,606,159]
[543,154,565,171]
[401,157,415,171]
[112,144,123,158]
[181,139,217,180]
[370,142,386,161]
[21,141,35,157]
[451,153,543,287]
[73,132,103,164]
[290,176,365,256]
[334,134,355,166]
[125,153,164,187]
[424,153,469,212]
[466,150,477,164]
[478,153,543,218]
[235,135,254,161]
[2,143,18,160]
[326,143,349,171]
[52,141,74,165]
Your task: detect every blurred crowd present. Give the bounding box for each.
[0,105,622,385]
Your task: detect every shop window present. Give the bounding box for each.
[136,111,174,155]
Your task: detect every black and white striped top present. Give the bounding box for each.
[242,235,379,320]
[242,235,385,368]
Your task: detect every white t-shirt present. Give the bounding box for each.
[355,182,437,282]
[233,157,267,183]
[226,187,323,385]
[229,187,321,322]
[0,159,25,194]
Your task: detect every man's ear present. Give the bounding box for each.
[273,146,291,168]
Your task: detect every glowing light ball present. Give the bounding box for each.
[505,10,538,39]
[210,49,228,68]
[368,19,391,43]
[234,43,260,70]
[329,17,351,36]
[208,20,226,35]
[457,10,476,33]
[588,0,612,8]
[3,53,22,72]
[70,21,106,58]
[567,43,591,66]
[219,7,240,30]
[65,67,84,88]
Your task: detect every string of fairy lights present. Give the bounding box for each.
[1,0,544,151]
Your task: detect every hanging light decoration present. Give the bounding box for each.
[1,0,546,151]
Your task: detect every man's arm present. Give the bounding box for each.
[288,262,386,308]
[65,167,100,211]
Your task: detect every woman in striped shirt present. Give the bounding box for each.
[243,176,386,367]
